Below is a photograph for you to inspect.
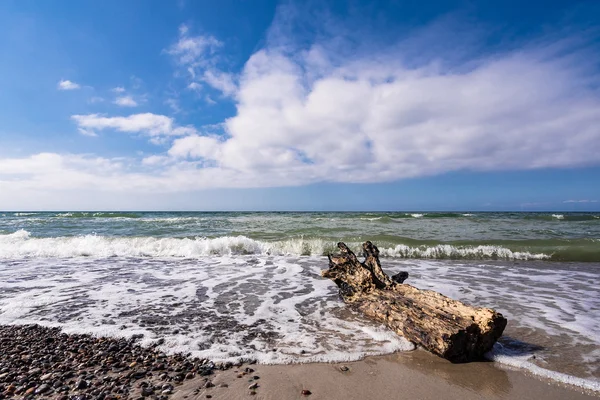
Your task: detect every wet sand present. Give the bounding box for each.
[173,350,599,400]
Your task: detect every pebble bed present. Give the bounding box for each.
[0,325,239,400]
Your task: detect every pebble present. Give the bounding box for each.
[248,382,259,390]
[35,383,50,394]
[302,389,312,396]
[40,372,53,381]
[0,324,230,400]
[340,366,349,372]
[141,387,154,396]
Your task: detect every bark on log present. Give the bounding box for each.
[322,241,507,363]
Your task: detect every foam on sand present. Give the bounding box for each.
[1,255,599,391]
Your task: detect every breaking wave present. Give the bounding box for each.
[0,230,558,260]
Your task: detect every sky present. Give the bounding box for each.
[0,0,599,211]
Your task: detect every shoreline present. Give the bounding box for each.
[1,325,598,399]
[173,351,600,400]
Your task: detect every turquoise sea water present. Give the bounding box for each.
[0,211,598,261]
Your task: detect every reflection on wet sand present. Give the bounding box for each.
[386,349,512,396]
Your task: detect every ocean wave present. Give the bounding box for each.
[0,230,554,260]
[379,244,550,260]
[525,214,599,222]
[53,212,142,219]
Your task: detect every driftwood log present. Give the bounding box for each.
[322,241,507,363]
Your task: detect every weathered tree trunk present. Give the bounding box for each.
[322,241,507,363]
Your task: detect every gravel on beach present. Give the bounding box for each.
[0,324,242,400]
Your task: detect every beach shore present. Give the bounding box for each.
[173,349,599,400]
[1,325,597,400]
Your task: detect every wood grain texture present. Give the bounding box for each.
[322,241,507,362]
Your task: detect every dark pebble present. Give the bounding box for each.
[141,387,154,396]
[76,379,88,390]
[35,383,50,394]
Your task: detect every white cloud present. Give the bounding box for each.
[57,79,81,90]
[563,200,598,203]
[164,40,600,184]
[167,24,237,97]
[77,128,98,137]
[165,98,182,113]
[71,113,196,138]
[202,70,237,96]
[187,82,202,91]
[142,155,171,166]
[112,86,126,93]
[168,135,222,159]
[167,24,221,66]
[114,96,138,107]
[0,153,127,191]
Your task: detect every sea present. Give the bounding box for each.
[0,211,598,391]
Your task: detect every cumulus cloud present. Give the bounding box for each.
[71,113,197,138]
[0,152,280,198]
[112,86,126,93]
[166,32,600,184]
[114,95,138,107]
[57,79,81,90]
[168,135,222,159]
[563,200,598,203]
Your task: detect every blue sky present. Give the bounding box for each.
[0,0,599,211]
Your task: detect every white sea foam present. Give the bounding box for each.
[552,214,565,220]
[379,244,550,260]
[0,256,414,364]
[486,343,600,392]
[0,230,551,260]
[13,212,38,216]
[1,256,598,390]
[409,213,424,218]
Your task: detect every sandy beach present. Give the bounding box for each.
[172,350,599,400]
[1,324,597,400]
